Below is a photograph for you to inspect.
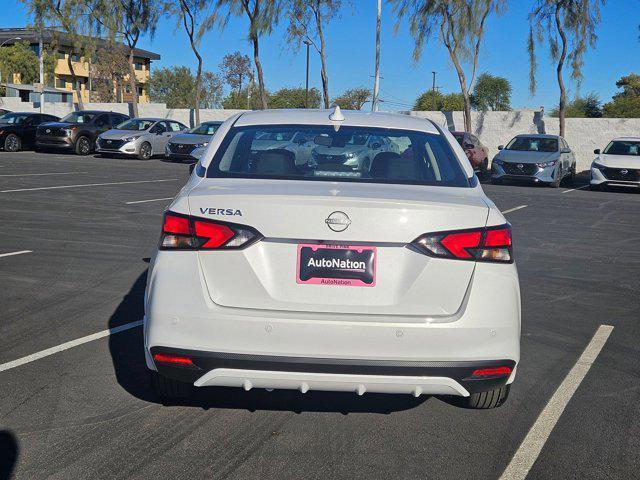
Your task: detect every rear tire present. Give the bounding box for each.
[4,133,21,152]
[75,136,92,155]
[149,370,192,400]
[459,384,511,409]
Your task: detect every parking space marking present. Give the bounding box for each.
[0,250,33,259]
[500,324,614,480]
[0,178,178,193]
[501,205,528,214]
[562,185,589,194]
[125,197,174,205]
[0,171,88,177]
[0,320,143,373]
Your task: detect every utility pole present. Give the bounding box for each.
[371,0,381,111]
[38,26,44,114]
[431,71,437,111]
[303,40,311,108]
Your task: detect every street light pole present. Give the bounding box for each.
[0,37,22,84]
[303,39,311,108]
[431,71,437,111]
[38,28,44,113]
[372,0,381,111]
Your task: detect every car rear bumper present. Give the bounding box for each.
[144,251,521,396]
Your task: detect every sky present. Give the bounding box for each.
[2,0,639,111]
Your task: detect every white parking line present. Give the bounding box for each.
[0,171,88,177]
[501,205,528,214]
[562,185,589,194]
[0,320,143,373]
[0,250,33,259]
[500,324,614,480]
[0,178,178,193]
[125,197,174,205]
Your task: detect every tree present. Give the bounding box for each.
[219,51,252,94]
[550,92,601,117]
[603,74,640,118]
[391,0,505,132]
[287,0,342,108]
[528,0,603,137]
[269,86,321,108]
[0,41,56,85]
[94,0,160,117]
[149,66,223,109]
[203,0,282,109]
[222,82,261,109]
[90,43,131,102]
[331,87,370,110]
[471,72,511,111]
[413,89,464,111]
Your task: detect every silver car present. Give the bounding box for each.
[491,134,576,187]
[165,121,222,162]
[309,133,399,172]
[96,118,188,160]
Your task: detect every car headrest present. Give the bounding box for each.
[252,149,297,175]
[370,151,420,180]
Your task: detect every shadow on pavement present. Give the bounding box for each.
[108,271,427,414]
[0,430,18,480]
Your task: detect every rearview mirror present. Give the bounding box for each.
[497,145,504,150]
[314,135,332,147]
[594,148,601,154]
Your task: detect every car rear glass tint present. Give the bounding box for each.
[205,125,469,187]
[506,136,558,152]
[603,141,640,156]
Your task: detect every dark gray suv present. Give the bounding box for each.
[36,111,130,155]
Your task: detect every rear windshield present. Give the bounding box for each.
[603,140,640,156]
[506,136,558,153]
[205,125,469,187]
[190,122,221,135]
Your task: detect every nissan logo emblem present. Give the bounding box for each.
[325,211,351,232]
[620,169,628,175]
[45,128,51,134]
[517,163,524,169]
[107,140,112,144]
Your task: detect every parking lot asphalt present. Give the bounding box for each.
[0,151,638,480]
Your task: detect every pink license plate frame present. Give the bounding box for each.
[296,244,377,287]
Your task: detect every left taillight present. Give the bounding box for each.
[160,211,262,250]
[412,224,513,263]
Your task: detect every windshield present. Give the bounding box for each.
[0,113,30,124]
[206,125,469,187]
[60,112,96,124]
[190,123,221,135]
[506,136,558,153]
[603,140,640,156]
[116,119,155,131]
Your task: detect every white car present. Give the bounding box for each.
[590,137,640,190]
[145,108,521,409]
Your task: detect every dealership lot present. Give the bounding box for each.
[0,151,639,480]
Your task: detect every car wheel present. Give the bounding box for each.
[549,168,562,188]
[149,370,192,400]
[479,158,489,179]
[458,384,511,409]
[138,142,153,160]
[4,133,21,152]
[75,136,92,155]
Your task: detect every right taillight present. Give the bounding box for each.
[160,211,262,250]
[412,224,513,263]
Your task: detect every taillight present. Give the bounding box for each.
[152,352,195,368]
[412,224,513,263]
[160,211,262,250]
[471,366,512,377]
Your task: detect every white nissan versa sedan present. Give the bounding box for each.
[144,108,521,409]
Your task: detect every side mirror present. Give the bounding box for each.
[497,145,504,150]
[561,147,571,154]
[464,143,474,149]
[594,148,601,154]
[188,163,196,174]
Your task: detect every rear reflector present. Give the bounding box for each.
[153,352,194,367]
[160,211,262,250]
[412,224,513,263]
[471,366,512,377]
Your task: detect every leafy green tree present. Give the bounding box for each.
[331,87,370,110]
[528,0,604,137]
[413,90,464,111]
[219,51,252,94]
[391,0,506,132]
[222,82,262,109]
[90,43,130,102]
[550,92,602,118]
[0,41,55,85]
[149,66,222,109]
[603,74,640,118]
[202,0,282,109]
[287,0,342,108]
[269,86,321,108]
[440,92,465,111]
[471,72,511,111]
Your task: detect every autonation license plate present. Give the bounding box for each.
[296,244,376,287]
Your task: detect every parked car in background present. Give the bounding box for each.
[0,108,11,116]
[309,133,399,172]
[590,137,640,191]
[0,112,59,151]
[165,121,222,162]
[491,134,576,188]
[97,118,188,160]
[451,131,489,176]
[36,111,130,155]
